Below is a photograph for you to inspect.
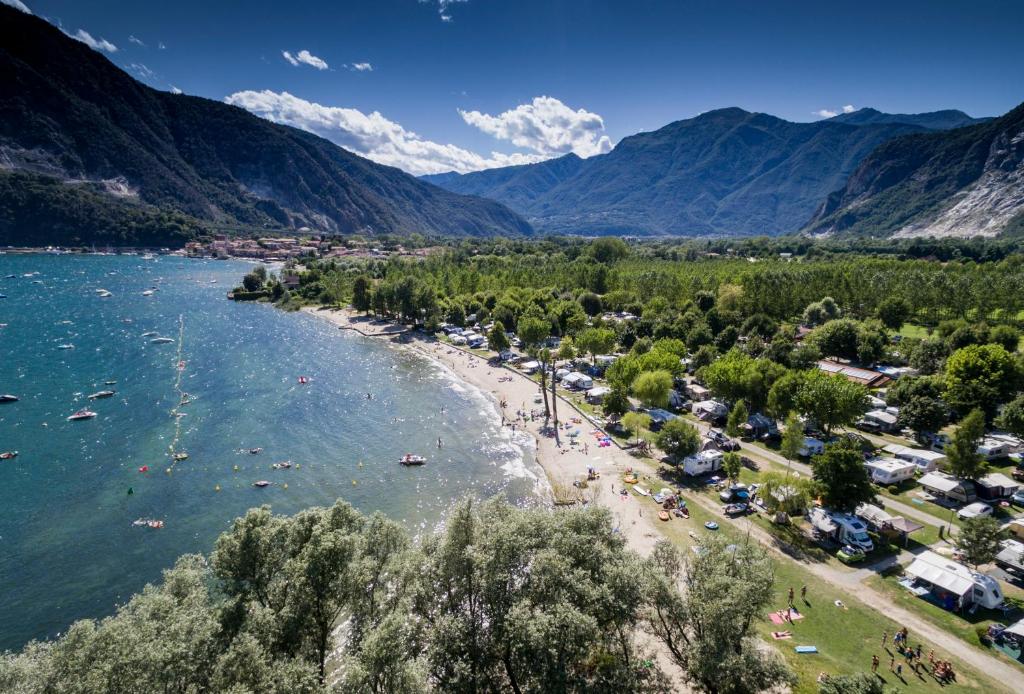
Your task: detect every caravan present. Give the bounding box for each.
[902,551,1004,611]
[680,450,724,476]
[864,457,917,485]
[808,508,874,552]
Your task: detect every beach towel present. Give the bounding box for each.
[795,646,818,654]
[768,609,804,625]
[771,631,792,640]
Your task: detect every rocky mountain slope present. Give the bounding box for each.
[805,102,1024,238]
[0,5,531,246]
[423,107,981,236]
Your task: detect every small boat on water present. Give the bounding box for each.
[399,454,426,466]
[272,461,292,470]
[57,344,74,350]
[142,290,154,296]
[173,452,189,461]
[4,274,15,279]
[0,451,18,460]
[141,331,157,337]
[133,518,164,528]
[150,337,175,344]
[67,409,97,421]
[0,394,18,403]
[246,447,263,455]
[88,390,116,399]
[253,480,271,488]
[0,294,6,299]
[96,289,113,297]
[105,380,117,385]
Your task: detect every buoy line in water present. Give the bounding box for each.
[166,315,188,471]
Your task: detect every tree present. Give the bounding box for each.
[989,324,1021,353]
[896,395,949,437]
[909,337,949,375]
[779,411,805,463]
[589,236,629,263]
[656,418,700,460]
[758,470,813,520]
[946,408,987,480]
[877,297,911,331]
[622,411,652,447]
[602,385,630,418]
[518,316,552,418]
[810,319,860,361]
[352,275,372,313]
[576,327,616,363]
[242,271,264,292]
[795,370,868,437]
[722,452,742,483]
[578,291,603,316]
[802,297,841,326]
[996,393,1024,437]
[944,343,1021,418]
[811,441,876,513]
[956,516,1004,569]
[557,337,576,361]
[646,538,795,694]
[767,372,804,421]
[488,320,510,353]
[632,370,673,408]
[726,400,748,438]
[818,672,885,694]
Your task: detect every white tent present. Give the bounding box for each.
[1004,618,1024,639]
[905,551,974,597]
[917,472,961,494]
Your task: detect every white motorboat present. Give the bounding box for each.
[149,337,175,344]
[67,409,97,421]
[87,390,116,399]
[399,454,426,466]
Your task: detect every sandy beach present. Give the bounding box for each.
[303,306,666,557]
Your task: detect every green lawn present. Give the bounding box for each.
[898,323,932,340]
[627,474,1006,693]
[866,573,1024,671]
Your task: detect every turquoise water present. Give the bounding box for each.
[0,254,538,651]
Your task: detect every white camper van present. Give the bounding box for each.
[808,508,874,552]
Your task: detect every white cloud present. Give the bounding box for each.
[282,49,328,70]
[170,85,183,95]
[842,104,856,113]
[128,34,146,47]
[348,62,373,72]
[459,96,613,158]
[420,0,468,22]
[127,62,153,79]
[73,29,118,53]
[225,89,545,176]
[1,0,31,14]
[814,108,838,118]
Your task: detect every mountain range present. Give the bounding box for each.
[423,107,996,237]
[0,5,531,246]
[806,103,1024,238]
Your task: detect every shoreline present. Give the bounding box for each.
[301,306,666,557]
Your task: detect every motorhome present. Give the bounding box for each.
[864,457,917,485]
[902,551,1004,611]
[808,508,874,552]
[680,450,724,476]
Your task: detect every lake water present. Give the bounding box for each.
[0,254,539,651]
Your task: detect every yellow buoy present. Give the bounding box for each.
[233,465,239,472]
[295,463,301,469]
[358,461,363,468]
[352,480,357,486]
[283,483,288,489]
[166,468,172,474]
[215,485,221,492]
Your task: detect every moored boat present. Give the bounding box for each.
[272,461,292,470]
[173,452,189,461]
[399,454,426,466]
[0,451,18,460]
[88,390,116,399]
[67,409,97,421]
[149,337,174,344]
[0,394,18,403]
[253,480,271,488]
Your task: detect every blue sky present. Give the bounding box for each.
[9,0,1024,174]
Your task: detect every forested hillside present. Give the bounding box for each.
[0,5,532,245]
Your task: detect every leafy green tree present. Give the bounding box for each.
[602,385,631,418]
[946,408,987,480]
[996,394,1024,437]
[989,324,1021,353]
[242,271,264,292]
[767,372,804,420]
[578,291,603,316]
[909,337,949,374]
[810,319,861,361]
[758,470,813,520]
[518,315,553,417]
[802,297,841,326]
[811,440,876,513]
[722,452,742,483]
[691,345,718,371]
[944,343,1021,418]
[632,370,673,408]
[701,349,786,411]
[740,313,777,339]
[557,337,576,361]
[488,320,510,353]
[576,327,616,363]
[622,411,652,447]
[795,370,868,437]
[447,303,466,327]
[726,400,748,438]
[780,411,805,463]
[352,275,372,312]
[956,516,1004,569]
[646,538,795,694]
[589,236,630,263]
[896,395,949,437]
[818,672,885,694]
[656,418,700,460]
[877,297,911,331]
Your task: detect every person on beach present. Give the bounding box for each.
[871,655,879,673]
[881,630,888,648]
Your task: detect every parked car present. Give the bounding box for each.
[708,429,740,451]
[719,485,750,503]
[958,502,993,520]
[837,545,866,564]
[723,502,750,517]
[1011,490,1024,507]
